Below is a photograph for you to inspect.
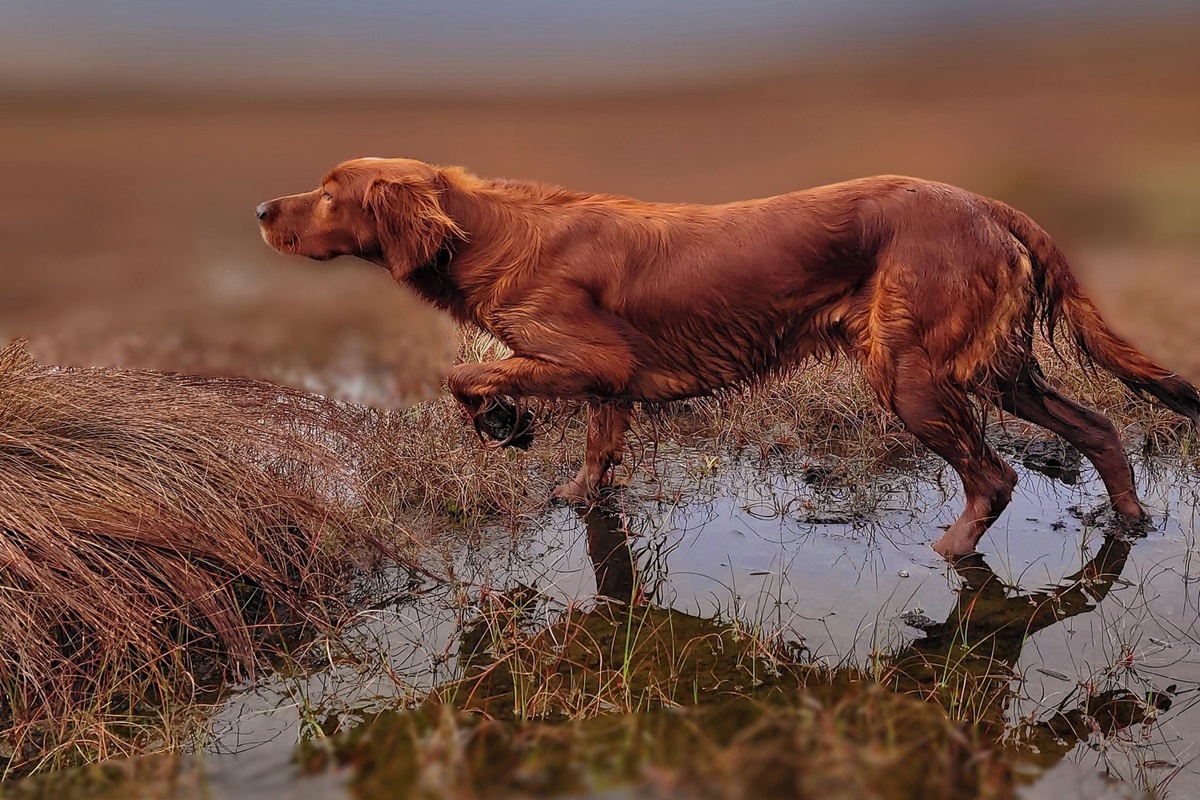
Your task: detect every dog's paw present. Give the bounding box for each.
[474,400,535,450]
[551,480,591,504]
[1114,509,1154,539]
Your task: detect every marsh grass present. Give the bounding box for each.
[356,331,586,534]
[294,684,1015,800]
[377,330,1195,534]
[2,320,1194,785]
[361,398,574,533]
[277,585,1016,800]
[3,684,1016,800]
[0,340,406,776]
[444,599,816,718]
[5,499,1185,797]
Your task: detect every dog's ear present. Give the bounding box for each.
[364,175,463,279]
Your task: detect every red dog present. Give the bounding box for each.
[258,158,1199,557]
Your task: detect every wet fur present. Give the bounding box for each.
[259,158,1200,558]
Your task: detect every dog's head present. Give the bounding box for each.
[256,157,462,278]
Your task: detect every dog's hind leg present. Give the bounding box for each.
[874,349,1018,558]
[552,403,633,503]
[992,362,1144,523]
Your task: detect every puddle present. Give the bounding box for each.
[10,436,1200,799]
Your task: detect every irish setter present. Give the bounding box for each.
[258,158,1200,558]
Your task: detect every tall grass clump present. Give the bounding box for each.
[0,340,401,774]
[359,330,586,533]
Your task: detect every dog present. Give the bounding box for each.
[257,157,1200,558]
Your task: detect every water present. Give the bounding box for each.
[16,438,1200,798]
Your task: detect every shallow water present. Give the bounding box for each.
[17,436,1200,798]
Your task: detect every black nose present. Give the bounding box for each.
[255,202,273,221]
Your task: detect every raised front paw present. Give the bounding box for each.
[473,399,535,450]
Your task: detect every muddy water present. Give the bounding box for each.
[16,437,1200,798]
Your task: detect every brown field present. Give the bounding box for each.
[3,25,1198,400]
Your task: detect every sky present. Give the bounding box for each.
[1,0,1194,92]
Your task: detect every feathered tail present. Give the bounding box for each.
[990,200,1200,427]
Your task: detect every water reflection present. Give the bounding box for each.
[449,504,1166,776]
[280,507,1164,799]
[582,507,639,604]
[882,532,1171,765]
[9,470,1194,799]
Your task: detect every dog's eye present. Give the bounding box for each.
[321,190,333,201]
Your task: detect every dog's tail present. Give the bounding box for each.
[990,199,1200,427]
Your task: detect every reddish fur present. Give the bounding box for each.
[259,158,1200,558]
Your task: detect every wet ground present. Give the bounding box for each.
[13,429,1199,799]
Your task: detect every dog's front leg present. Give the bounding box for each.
[446,356,632,500]
[552,402,633,503]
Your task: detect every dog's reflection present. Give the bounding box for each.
[460,504,1164,770]
[575,504,1166,761]
[882,533,1171,760]
[580,506,639,603]
[890,533,1134,695]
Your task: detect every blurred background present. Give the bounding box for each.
[3,1,1198,408]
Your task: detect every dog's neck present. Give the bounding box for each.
[401,241,473,321]
[377,174,601,331]
[422,183,549,325]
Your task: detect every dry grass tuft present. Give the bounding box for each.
[362,397,571,532]
[0,340,403,774]
[659,337,1196,465]
[357,329,586,534]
